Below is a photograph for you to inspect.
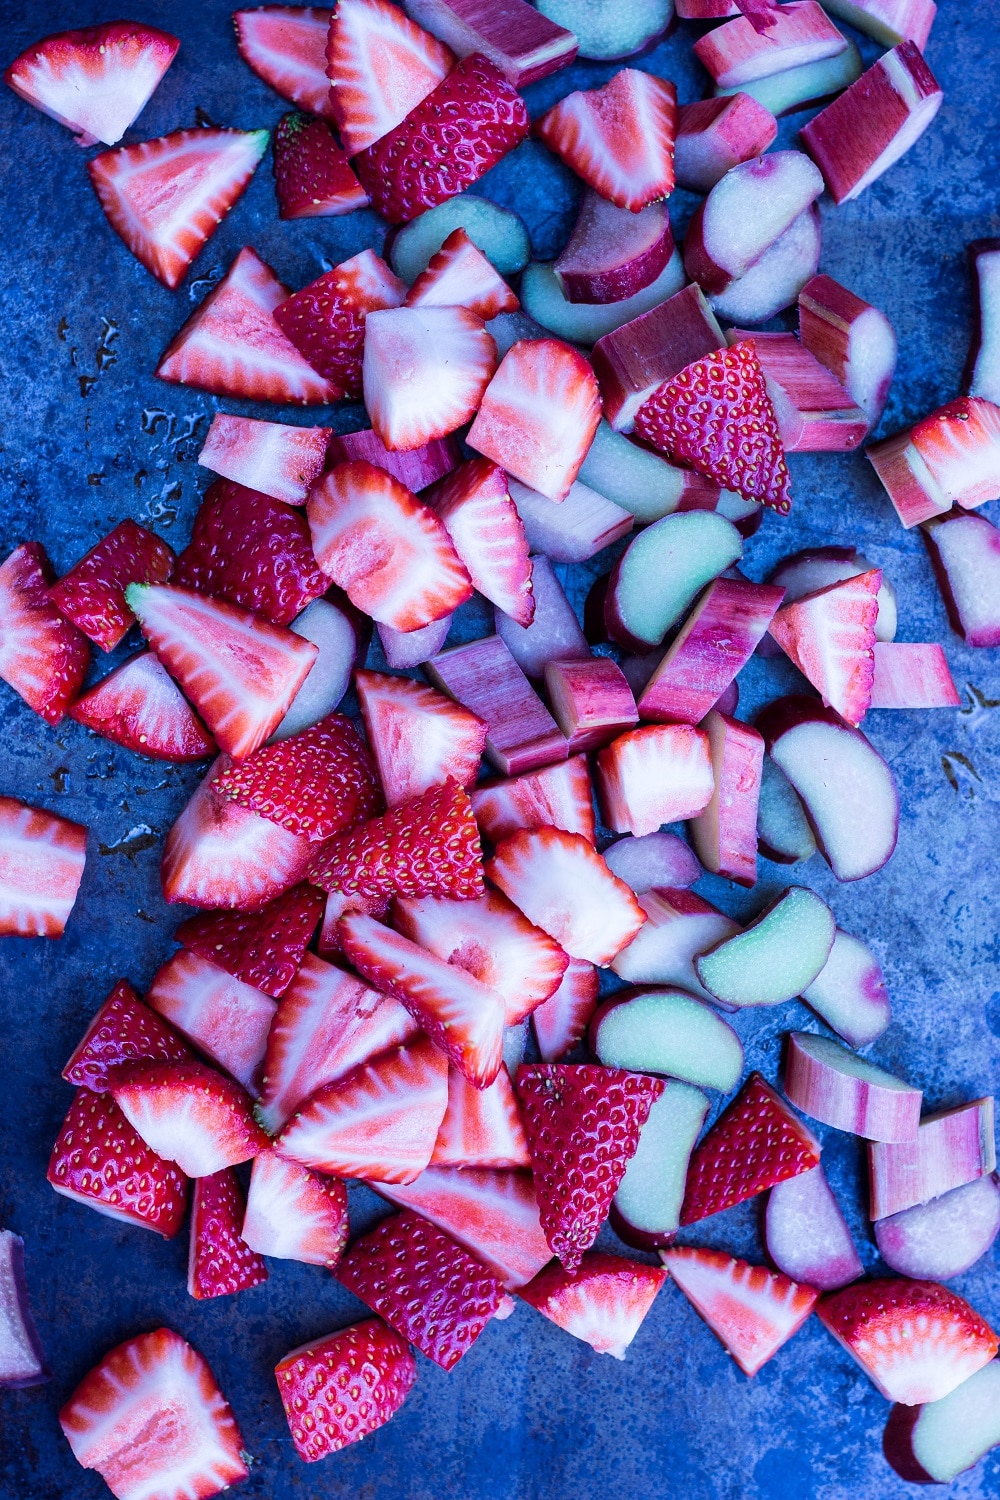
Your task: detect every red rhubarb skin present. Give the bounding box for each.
[427,636,568,776]
[784,1033,922,1142]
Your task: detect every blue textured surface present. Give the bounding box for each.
[0,2,998,1496]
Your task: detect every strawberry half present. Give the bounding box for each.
[768,569,881,725]
[535,69,677,212]
[662,1248,818,1375]
[234,6,335,117]
[338,1209,505,1369]
[431,1066,531,1169]
[256,951,419,1134]
[128,583,319,760]
[910,396,1000,509]
[471,755,596,844]
[273,249,406,399]
[60,1328,248,1498]
[4,21,179,146]
[532,957,600,1061]
[197,413,331,506]
[188,1168,268,1299]
[515,1063,664,1271]
[146,950,277,1097]
[680,1072,820,1226]
[428,458,535,625]
[272,110,368,219]
[111,1059,269,1177]
[0,543,89,725]
[156,246,341,404]
[633,341,791,513]
[339,912,507,1088]
[51,520,175,652]
[63,979,192,1092]
[71,652,217,762]
[519,1251,667,1359]
[818,1279,999,1405]
[275,1033,449,1181]
[241,1148,349,1266]
[406,228,520,320]
[47,1089,188,1238]
[0,795,87,939]
[307,461,472,630]
[363,305,497,451]
[326,0,454,154]
[89,129,269,289]
[173,479,329,627]
[356,668,487,808]
[353,53,530,224]
[275,1318,416,1461]
[175,882,324,1000]
[468,337,601,502]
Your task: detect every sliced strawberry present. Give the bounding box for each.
[337,1208,505,1369]
[406,228,520,319]
[431,1065,530,1168]
[326,0,454,154]
[468,337,601,502]
[275,1318,416,1461]
[175,882,324,999]
[60,1328,248,1498]
[146,950,277,1097]
[211,712,381,841]
[516,1063,664,1271]
[272,110,367,219]
[128,583,318,760]
[156,246,341,404]
[595,723,714,838]
[50,520,175,652]
[197,413,330,506]
[394,888,567,1025]
[486,827,645,967]
[353,53,530,224]
[5,21,178,146]
[818,1279,999,1404]
[471,755,596,844]
[70,652,217,762]
[356,668,487,808]
[89,129,269,289]
[257,951,419,1134]
[162,759,315,909]
[173,479,329,627]
[634,342,791,513]
[681,1072,820,1226]
[0,795,87,938]
[241,1148,349,1265]
[275,1033,449,1181]
[768,569,881,726]
[0,543,89,725]
[531,957,600,1061]
[911,396,1000,509]
[308,461,472,629]
[63,979,192,1092]
[340,911,507,1088]
[111,1059,269,1177]
[188,1168,268,1299]
[234,6,335,116]
[535,69,677,212]
[364,305,497,451]
[662,1247,818,1375]
[273,249,406,399]
[519,1251,667,1358]
[427,458,535,625]
[48,1089,188,1237]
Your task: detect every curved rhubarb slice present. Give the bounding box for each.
[683,150,823,296]
[519,254,687,347]
[611,888,739,1002]
[535,0,672,60]
[604,511,743,650]
[696,886,835,1008]
[757,756,817,864]
[391,194,531,282]
[602,831,701,893]
[868,1097,996,1220]
[784,1031,921,1142]
[875,1176,1000,1282]
[612,1081,709,1249]
[801,929,891,1047]
[765,1165,862,1291]
[883,1359,1000,1485]
[555,194,674,306]
[590,988,743,1092]
[0,1231,49,1387]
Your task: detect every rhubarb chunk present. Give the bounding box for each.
[785,1031,921,1142]
[426,635,567,776]
[868,1098,996,1220]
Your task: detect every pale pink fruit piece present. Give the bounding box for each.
[601,832,701,893]
[674,94,777,194]
[596,724,715,838]
[508,478,633,563]
[867,428,950,528]
[590,987,743,1092]
[611,1081,709,1249]
[798,273,897,428]
[868,1098,996,1220]
[708,207,822,326]
[404,0,577,86]
[689,710,764,888]
[883,1357,1000,1485]
[543,657,638,753]
[661,1247,818,1376]
[495,554,589,679]
[472,755,595,845]
[875,1176,1000,1282]
[0,1230,49,1387]
[197,413,329,505]
[696,886,834,1007]
[967,239,1000,407]
[765,1165,863,1291]
[765,546,897,646]
[785,1030,921,1142]
[363,305,497,451]
[554,194,674,307]
[591,283,726,433]
[869,642,960,708]
[325,425,462,491]
[801,928,891,1048]
[923,510,1000,647]
[272,599,358,741]
[910,397,1000,510]
[611,888,739,1004]
[405,228,519,320]
[377,615,452,667]
[426,634,566,775]
[683,151,823,297]
[768,568,881,726]
[431,1065,530,1169]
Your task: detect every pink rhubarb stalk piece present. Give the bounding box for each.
[868,1098,996,1221]
[689,710,764,887]
[674,95,778,195]
[554,195,674,308]
[531,958,599,1062]
[197,414,330,505]
[495,554,590,680]
[507,478,633,564]
[471,755,595,846]
[404,0,577,86]
[727,330,866,452]
[869,642,960,709]
[784,1031,922,1142]
[324,426,461,491]
[800,41,943,204]
[694,2,850,90]
[425,635,567,775]
[591,284,726,434]
[867,428,949,529]
[967,239,1000,406]
[922,511,1000,647]
[820,0,936,49]
[543,658,638,753]
[676,0,738,14]
[766,1165,863,1291]
[798,274,897,429]
[596,725,715,837]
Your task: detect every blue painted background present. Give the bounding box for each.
[0,1,998,1495]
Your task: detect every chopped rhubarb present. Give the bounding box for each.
[784,1031,922,1142]
[426,635,567,775]
[868,1098,996,1220]
[591,283,726,433]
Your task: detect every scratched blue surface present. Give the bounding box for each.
[0,2,998,1496]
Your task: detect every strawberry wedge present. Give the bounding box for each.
[662,1248,818,1375]
[326,0,455,153]
[234,6,336,117]
[0,543,89,725]
[111,1059,268,1177]
[355,669,487,807]
[519,1252,667,1359]
[187,1169,268,1299]
[48,1090,188,1238]
[471,756,596,844]
[62,980,192,1092]
[406,229,520,319]
[431,1066,531,1168]
[363,305,497,451]
[197,413,330,505]
[428,458,535,625]
[274,250,406,400]
[768,569,881,724]
[532,958,600,1061]
[272,111,368,219]
[49,520,175,652]
[0,796,87,939]
[146,951,277,1097]
[242,1149,350,1266]
[535,69,677,212]
[175,884,324,1000]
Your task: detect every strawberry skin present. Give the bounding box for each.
[274,1317,416,1461]
[355,668,487,809]
[353,53,531,224]
[274,249,406,399]
[634,341,791,513]
[70,652,217,762]
[337,1208,505,1369]
[234,6,336,117]
[535,69,677,212]
[175,882,324,999]
[326,0,454,154]
[515,1063,664,1271]
[273,111,368,219]
[111,1059,269,1177]
[0,543,89,724]
[50,520,174,651]
[63,979,192,1091]
[188,1168,268,1299]
[0,795,87,939]
[519,1250,667,1359]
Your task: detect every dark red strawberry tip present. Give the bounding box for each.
[275,1317,417,1461]
[272,111,368,220]
[63,979,193,1091]
[175,883,325,999]
[49,520,175,652]
[188,1168,268,1299]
